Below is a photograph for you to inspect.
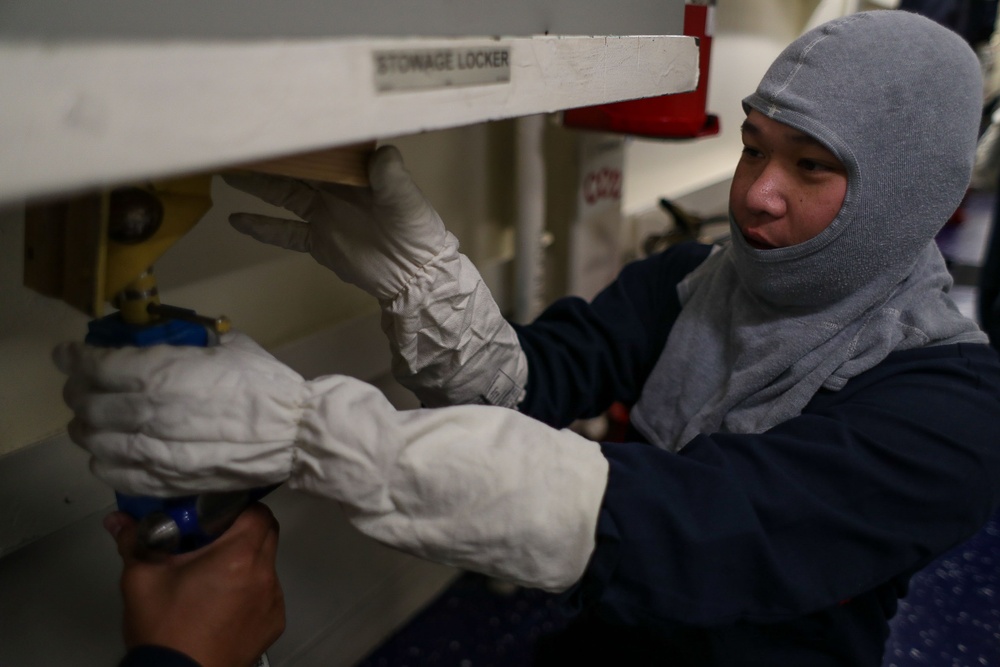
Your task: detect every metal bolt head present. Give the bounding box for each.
[108,187,164,244]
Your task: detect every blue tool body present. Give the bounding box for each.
[87,311,271,553]
[86,310,210,348]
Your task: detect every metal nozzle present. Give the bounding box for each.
[136,512,181,556]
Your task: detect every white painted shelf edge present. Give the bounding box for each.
[0,34,697,204]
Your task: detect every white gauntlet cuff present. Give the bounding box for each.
[289,375,402,514]
[279,373,607,593]
[381,235,528,408]
[348,404,609,592]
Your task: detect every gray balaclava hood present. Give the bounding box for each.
[630,10,988,452]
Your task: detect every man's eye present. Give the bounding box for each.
[741,146,763,158]
[800,159,828,172]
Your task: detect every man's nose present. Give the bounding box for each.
[744,165,787,218]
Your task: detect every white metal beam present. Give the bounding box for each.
[0,34,697,205]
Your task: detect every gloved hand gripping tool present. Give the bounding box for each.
[24,176,271,554]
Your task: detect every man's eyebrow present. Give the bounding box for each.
[788,133,826,149]
[741,119,826,149]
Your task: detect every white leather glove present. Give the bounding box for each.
[54,333,608,591]
[224,145,448,303]
[224,145,526,408]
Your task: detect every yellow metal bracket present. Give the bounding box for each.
[23,142,374,325]
[24,176,213,322]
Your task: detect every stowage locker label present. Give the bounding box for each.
[373,45,511,92]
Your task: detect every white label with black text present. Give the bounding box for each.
[373,45,511,92]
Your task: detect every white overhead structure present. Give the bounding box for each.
[0,0,697,205]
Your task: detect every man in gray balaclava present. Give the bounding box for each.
[56,10,1000,667]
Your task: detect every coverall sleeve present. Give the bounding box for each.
[118,646,201,667]
[576,343,1000,628]
[514,241,712,426]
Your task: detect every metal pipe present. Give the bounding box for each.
[513,114,547,324]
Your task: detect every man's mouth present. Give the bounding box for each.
[741,229,777,250]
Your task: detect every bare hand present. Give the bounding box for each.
[106,503,285,667]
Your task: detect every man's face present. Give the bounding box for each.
[729,110,848,250]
